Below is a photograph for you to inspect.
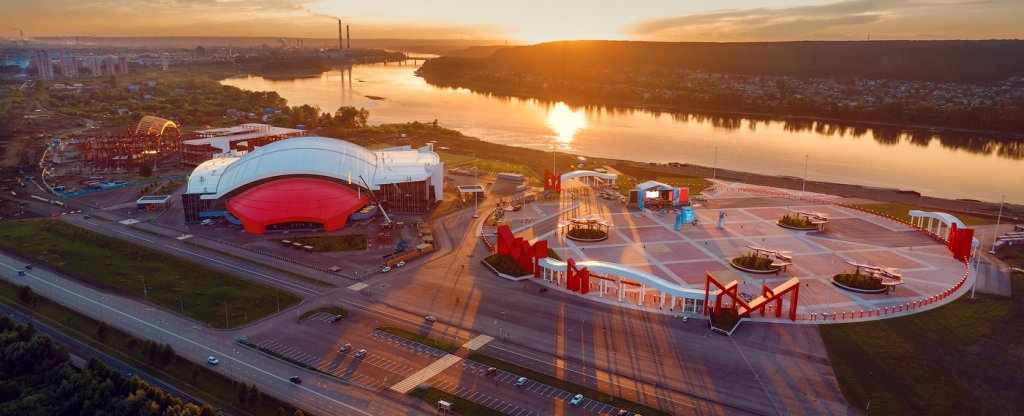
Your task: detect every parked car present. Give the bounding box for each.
[381,266,392,273]
[570,394,584,406]
[200,219,214,226]
[289,376,302,384]
[485,367,497,376]
[330,314,343,323]
[424,315,436,322]
[207,356,219,365]
[354,349,367,358]
[17,271,25,276]
[515,377,528,387]
[339,343,352,352]
[394,261,406,268]
[24,264,32,269]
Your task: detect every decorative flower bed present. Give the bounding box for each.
[777,214,818,230]
[729,253,780,274]
[566,227,609,242]
[832,271,886,293]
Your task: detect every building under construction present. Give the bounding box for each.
[52,116,183,171]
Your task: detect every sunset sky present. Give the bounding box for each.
[4,0,1021,43]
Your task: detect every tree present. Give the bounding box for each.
[191,365,200,383]
[247,383,261,406]
[139,163,153,178]
[236,382,249,405]
[277,408,286,416]
[96,321,110,341]
[17,285,36,306]
[294,410,305,416]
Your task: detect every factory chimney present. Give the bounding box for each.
[337,19,343,51]
[347,25,351,49]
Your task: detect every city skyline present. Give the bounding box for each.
[3,0,1022,43]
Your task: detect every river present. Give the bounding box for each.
[221,62,1023,204]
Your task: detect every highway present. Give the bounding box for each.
[0,254,434,416]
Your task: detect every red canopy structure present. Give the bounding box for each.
[227,178,369,235]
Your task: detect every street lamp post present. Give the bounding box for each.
[988,195,1005,254]
[712,147,718,180]
[802,154,809,193]
[472,153,479,219]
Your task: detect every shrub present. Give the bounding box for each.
[778,214,815,228]
[566,227,608,240]
[732,253,776,271]
[834,270,884,290]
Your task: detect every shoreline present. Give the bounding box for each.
[205,69,1023,211]
[415,73,1024,141]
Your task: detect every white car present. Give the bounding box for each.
[394,261,406,268]
[381,266,392,273]
[570,394,584,406]
[207,356,219,365]
[200,219,214,226]
[354,349,367,358]
[515,377,528,387]
[425,315,436,322]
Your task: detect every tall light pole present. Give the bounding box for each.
[712,147,718,180]
[988,195,1005,254]
[801,154,809,193]
[472,153,479,218]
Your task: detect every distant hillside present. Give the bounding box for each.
[442,45,510,59]
[424,40,1024,83]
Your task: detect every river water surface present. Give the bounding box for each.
[221,62,1023,204]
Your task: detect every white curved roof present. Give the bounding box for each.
[908,210,981,248]
[186,136,440,198]
[560,170,618,182]
[538,257,708,300]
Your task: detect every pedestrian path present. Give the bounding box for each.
[390,354,462,393]
[460,334,494,351]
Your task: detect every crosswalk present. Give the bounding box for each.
[303,311,339,323]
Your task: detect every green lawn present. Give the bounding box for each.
[994,246,1024,269]
[409,387,508,416]
[288,235,367,251]
[466,158,540,179]
[468,353,670,416]
[854,203,993,226]
[377,326,457,352]
[820,275,1023,415]
[0,280,304,416]
[436,151,474,165]
[0,219,300,328]
[654,176,714,195]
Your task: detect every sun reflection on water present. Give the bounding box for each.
[546,102,586,144]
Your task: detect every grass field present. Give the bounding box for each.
[820,275,1023,415]
[468,353,670,416]
[409,387,508,416]
[854,202,993,226]
[994,246,1024,268]
[289,235,367,251]
[0,279,305,416]
[654,176,714,195]
[377,326,457,352]
[436,151,474,165]
[0,219,300,328]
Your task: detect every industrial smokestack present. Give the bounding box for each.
[337,20,343,51]
[347,25,351,49]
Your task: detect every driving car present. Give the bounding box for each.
[424,315,436,322]
[515,377,528,387]
[394,261,406,268]
[354,349,367,358]
[207,356,219,365]
[24,264,32,269]
[339,343,352,352]
[381,266,392,273]
[288,376,302,384]
[570,394,584,406]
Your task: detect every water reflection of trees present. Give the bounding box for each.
[427,81,1023,160]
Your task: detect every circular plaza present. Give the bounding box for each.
[482,176,974,324]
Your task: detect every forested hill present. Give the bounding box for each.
[425,40,1024,83]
